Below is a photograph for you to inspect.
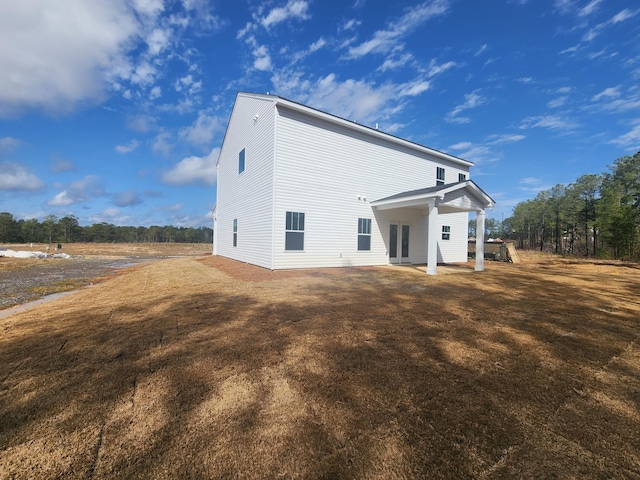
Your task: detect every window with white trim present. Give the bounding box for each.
[233,219,238,246]
[358,218,371,251]
[239,148,245,174]
[442,225,451,241]
[437,167,445,186]
[285,211,305,250]
[459,173,466,182]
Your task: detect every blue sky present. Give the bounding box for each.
[1,0,638,227]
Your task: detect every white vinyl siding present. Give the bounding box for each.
[215,95,276,269]
[437,212,469,263]
[272,106,467,269]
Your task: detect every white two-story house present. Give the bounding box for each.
[214,92,494,274]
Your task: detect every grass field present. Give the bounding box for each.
[1,248,639,478]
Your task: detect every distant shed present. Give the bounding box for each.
[469,239,517,262]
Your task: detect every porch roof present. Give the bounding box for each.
[370,180,495,213]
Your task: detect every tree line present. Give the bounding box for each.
[0,213,213,244]
[500,150,640,260]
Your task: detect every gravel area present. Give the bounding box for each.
[0,257,145,309]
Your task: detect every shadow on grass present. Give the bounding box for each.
[1,259,639,479]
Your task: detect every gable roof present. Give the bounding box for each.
[233,92,474,169]
[371,180,495,211]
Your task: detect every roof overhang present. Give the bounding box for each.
[370,180,495,213]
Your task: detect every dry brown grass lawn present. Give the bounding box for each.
[1,242,211,258]
[1,250,639,479]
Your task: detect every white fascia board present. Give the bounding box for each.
[371,194,441,211]
[274,98,474,168]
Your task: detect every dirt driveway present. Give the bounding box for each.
[1,252,639,478]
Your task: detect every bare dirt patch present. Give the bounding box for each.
[1,252,639,478]
[0,243,211,309]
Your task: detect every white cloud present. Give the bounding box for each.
[174,75,202,95]
[611,8,635,23]
[474,44,488,56]
[0,0,220,117]
[253,45,273,71]
[113,189,143,207]
[341,19,361,31]
[486,134,526,145]
[0,137,21,153]
[446,92,487,123]
[560,44,580,55]
[518,176,553,193]
[592,86,620,101]
[0,162,45,191]
[547,96,568,108]
[346,0,451,59]
[581,8,637,43]
[309,38,327,53]
[127,114,157,132]
[554,0,575,15]
[179,112,223,147]
[48,190,76,206]
[88,207,133,226]
[149,86,162,100]
[132,0,164,19]
[578,0,602,17]
[520,115,579,131]
[146,27,171,56]
[50,159,76,173]
[48,175,106,206]
[427,59,456,77]
[260,0,310,29]
[162,147,219,186]
[272,72,432,125]
[448,141,474,150]
[115,139,140,154]
[0,0,139,116]
[379,52,414,72]
[610,124,640,149]
[447,133,525,165]
[595,91,640,113]
[152,131,173,156]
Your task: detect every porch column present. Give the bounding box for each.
[427,199,439,275]
[475,209,485,272]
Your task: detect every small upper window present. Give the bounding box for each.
[285,211,305,251]
[437,167,445,186]
[442,225,451,241]
[358,218,372,251]
[239,148,245,174]
[459,173,466,182]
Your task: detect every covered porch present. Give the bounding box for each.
[370,180,495,275]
